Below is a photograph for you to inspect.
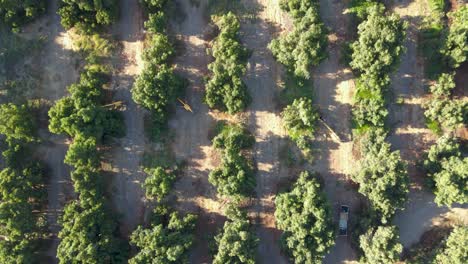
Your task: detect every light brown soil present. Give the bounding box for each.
[389,0,468,248]
[312,0,359,263]
[168,1,220,262]
[240,0,290,262]
[105,0,146,237]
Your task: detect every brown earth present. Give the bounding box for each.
[104,0,146,237]
[313,0,360,263]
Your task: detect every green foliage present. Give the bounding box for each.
[209,151,255,197]
[142,33,174,65]
[441,6,468,69]
[0,103,44,262]
[434,226,468,264]
[58,0,118,33]
[133,0,184,141]
[48,67,122,139]
[350,6,405,130]
[142,167,176,201]
[213,206,258,264]
[57,200,127,264]
[0,103,36,145]
[205,12,249,114]
[359,225,403,264]
[430,73,456,97]
[353,129,408,223]
[424,98,467,130]
[281,97,319,149]
[209,123,255,197]
[348,0,380,19]
[433,156,468,207]
[423,135,467,206]
[420,25,445,79]
[350,6,406,78]
[129,207,197,264]
[275,171,335,263]
[132,64,184,120]
[269,0,327,79]
[0,0,46,30]
[212,123,254,153]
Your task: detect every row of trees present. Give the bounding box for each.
[209,123,256,197]
[205,12,249,114]
[349,3,407,263]
[269,0,328,80]
[129,2,198,262]
[48,66,127,263]
[0,0,46,31]
[423,5,468,132]
[0,103,45,262]
[131,0,186,140]
[58,0,118,33]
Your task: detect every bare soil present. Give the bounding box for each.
[169,1,220,262]
[388,0,468,248]
[312,0,360,263]
[104,0,146,237]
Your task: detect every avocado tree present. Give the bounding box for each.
[213,206,258,264]
[269,0,327,79]
[353,129,408,222]
[58,0,118,33]
[130,206,197,264]
[434,226,468,264]
[205,12,249,114]
[359,225,403,264]
[275,171,335,263]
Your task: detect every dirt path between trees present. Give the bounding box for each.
[169,1,219,262]
[388,0,468,248]
[105,0,146,237]
[312,0,359,263]
[241,0,289,262]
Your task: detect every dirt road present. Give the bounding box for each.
[240,0,290,262]
[388,0,468,248]
[106,0,146,236]
[169,1,220,262]
[312,0,359,263]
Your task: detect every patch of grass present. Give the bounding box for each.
[278,73,314,107]
[426,118,443,135]
[419,25,445,79]
[206,0,258,21]
[142,146,176,169]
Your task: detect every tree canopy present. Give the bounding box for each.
[58,0,118,33]
[441,6,468,69]
[424,136,467,207]
[270,0,327,79]
[142,167,176,201]
[209,123,255,197]
[205,12,250,114]
[0,0,46,30]
[129,206,197,264]
[434,226,468,264]
[275,171,335,263]
[213,206,258,264]
[353,129,408,222]
[281,97,319,149]
[359,225,403,264]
